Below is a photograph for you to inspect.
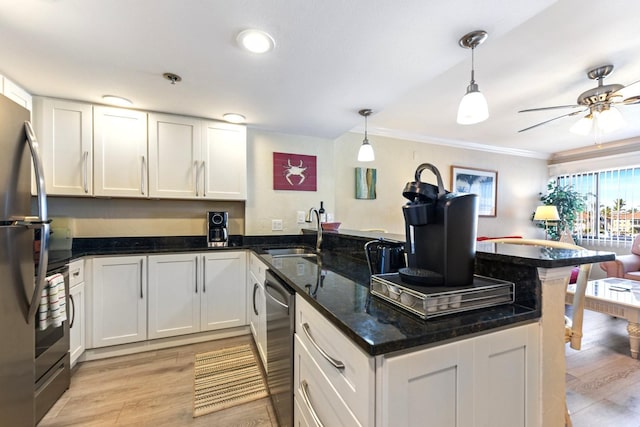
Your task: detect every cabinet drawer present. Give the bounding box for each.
[294,336,361,427]
[68,259,84,287]
[249,252,267,283]
[295,296,374,426]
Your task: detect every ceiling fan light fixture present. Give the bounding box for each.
[457,30,489,125]
[357,109,375,162]
[597,106,625,133]
[569,115,593,135]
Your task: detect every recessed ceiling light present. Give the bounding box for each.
[236,29,275,54]
[223,113,246,124]
[102,95,132,107]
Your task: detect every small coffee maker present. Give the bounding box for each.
[400,163,478,287]
[207,211,228,247]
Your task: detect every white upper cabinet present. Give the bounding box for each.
[201,121,247,200]
[1,75,32,111]
[93,106,148,197]
[148,113,201,199]
[33,97,93,196]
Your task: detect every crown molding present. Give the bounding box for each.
[349,126,550,159]
[549,136,640,165]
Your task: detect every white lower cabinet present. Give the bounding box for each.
[248,253,267,367]
[68,259,86,367]
[294,296,375,427]
[294,295,540,427]
[201,251,247,331]
[147,253,200,339]
[93,251,247,345]
[91,255,147,348]
[378,322,540,427]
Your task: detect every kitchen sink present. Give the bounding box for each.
[265,247,317,257]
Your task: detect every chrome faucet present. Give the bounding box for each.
[306,207,323,252]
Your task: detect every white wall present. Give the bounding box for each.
[333,132,550,238]
[245,129,335,235]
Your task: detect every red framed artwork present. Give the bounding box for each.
[273,152,317,191]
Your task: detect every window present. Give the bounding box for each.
[555,166,640,246]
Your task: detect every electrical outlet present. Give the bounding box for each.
[272,219,283,231]
[297,211,306,224]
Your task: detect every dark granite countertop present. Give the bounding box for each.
[46,232,615,357]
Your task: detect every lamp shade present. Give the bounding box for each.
[533,205,560,221]
[357,140,375,162]
[457,90,489,124]
[597,106,625,133]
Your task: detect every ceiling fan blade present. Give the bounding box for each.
[518,105,583,113]
[518,109,587,133]
[623,95,640,105]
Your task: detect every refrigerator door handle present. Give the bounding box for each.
[24,121,51,324]
[27,221,50,323]
[24,121,48,222]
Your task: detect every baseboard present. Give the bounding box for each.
[81,326,250,361]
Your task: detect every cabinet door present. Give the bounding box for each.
[148,113,201,199]
[247,268,267,367]
[69,282,85,368]
[201,251,246,331]
[473,323,540,427]
[93,106,148,197]
[379,339,475,427]
[92,256,147,347]
[147,253,200,339]
[201,121,247,200]
[33,98,93,196]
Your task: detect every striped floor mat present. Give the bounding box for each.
[193,344,268,417]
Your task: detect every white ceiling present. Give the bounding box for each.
[2,0,640,158]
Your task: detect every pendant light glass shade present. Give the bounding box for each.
[457,88,489,124]
[570,115,593,135]
[457,30,489,125]
[357,109,374,162]
[357,139,375,161]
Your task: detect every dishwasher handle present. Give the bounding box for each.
[265,282,290,312]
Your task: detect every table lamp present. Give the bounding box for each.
[534,205,560,240]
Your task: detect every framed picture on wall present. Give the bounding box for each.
[451,165,497,217]
[273,152,317,191]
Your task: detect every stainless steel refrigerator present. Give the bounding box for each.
[0,93,50,426]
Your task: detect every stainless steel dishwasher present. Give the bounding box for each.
[264,269,295,427]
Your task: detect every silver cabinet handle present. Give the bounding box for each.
[141,155,146,195]
[252,283,259,316]
[300,380,325,427]
[302,323,345,370]
[72,270,80,277]
[69,293,76,329]
[82,151,89,193]
[194,160,200,197]
[202,255,206,292]
[201,161,206,197]
[195,256,198,293]
[139,259,144,299]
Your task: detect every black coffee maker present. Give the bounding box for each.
[207,211,228,247]
[400,163,478,286]
[364,239,406,275]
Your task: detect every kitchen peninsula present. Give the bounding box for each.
[51,229,614,426]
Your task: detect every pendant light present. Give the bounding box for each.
[357,109,375,162]
[457,30,489,125]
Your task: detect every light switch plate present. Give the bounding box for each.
[272,219,283,231]
[297,211,306,224]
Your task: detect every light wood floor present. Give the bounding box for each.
[39,335,276,427]
[566,308,640,427]
[39,311,640,427]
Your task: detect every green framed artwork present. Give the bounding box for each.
[355,167,376,199]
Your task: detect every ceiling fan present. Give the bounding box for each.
[518,64,640,134]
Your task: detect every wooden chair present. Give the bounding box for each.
[482,238,592,427]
